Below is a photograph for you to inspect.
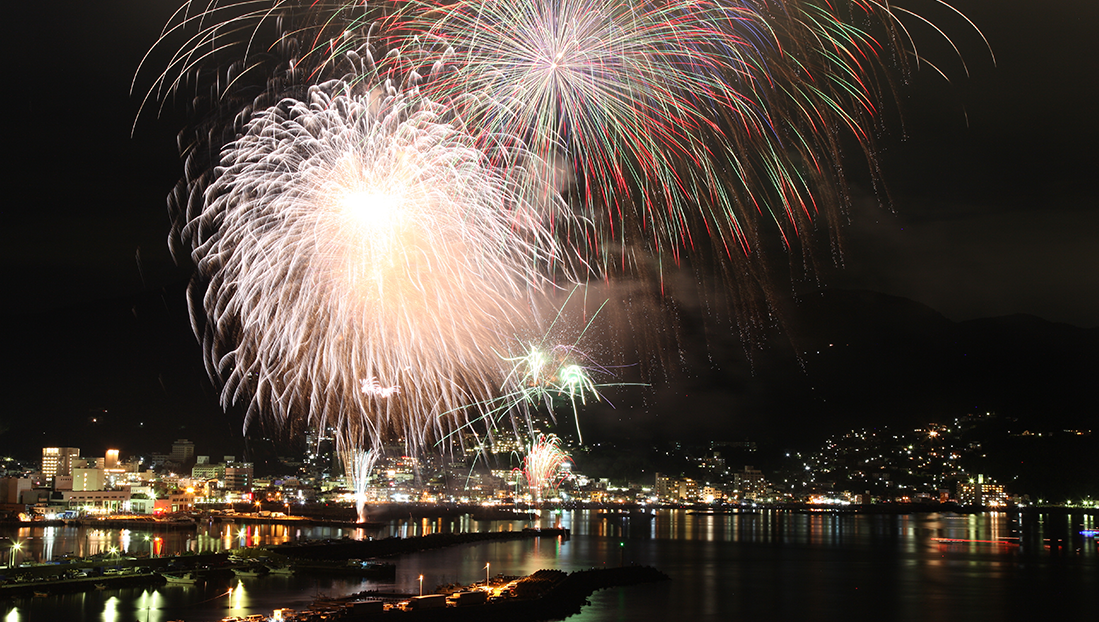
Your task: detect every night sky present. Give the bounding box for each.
[3,1,1096,459]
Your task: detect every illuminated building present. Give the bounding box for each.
[733,466,768,501]
[701,486,724,503]
[654,473,674,502]
[956,474,1009,507]
[154,492,195,513]
[63,489,130,514]
[72,468,105,491]
[192,461,226,481]
[224,462,254,491]
[41,447,80,484]
[676,478,699,501]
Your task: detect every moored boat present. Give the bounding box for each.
[233,565,270,578]
[162,572,202,585]
[267,564,296,576]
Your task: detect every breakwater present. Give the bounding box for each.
[296,565,669,621]
[261,528,569,562]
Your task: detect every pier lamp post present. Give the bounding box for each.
[485,562,490,585]
[9,541,21,568]
[419,574,423,597]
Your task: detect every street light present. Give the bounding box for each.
[10,541,22,568]
[485,562,490,585]
[419,574,423,597]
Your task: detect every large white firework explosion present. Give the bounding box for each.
[186,77,574,455]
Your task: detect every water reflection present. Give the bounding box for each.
[1,510,1095,621]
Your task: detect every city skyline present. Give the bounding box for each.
[7,402,1095,507]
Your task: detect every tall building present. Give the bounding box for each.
[733,465,768,501]
[956,474,1009,507]
[676,478,699,501]
[170,439,195,464]
[654,473,674,501]
[224,462,254,492]
[41,447,80,484]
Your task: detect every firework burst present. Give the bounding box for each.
[387,0,989,278]
[185,74,575,454]
[522,434,570,502]
[142,1,990,464]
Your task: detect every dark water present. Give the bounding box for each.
[2,510,1095,621]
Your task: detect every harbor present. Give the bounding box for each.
[0,528,569,600]
[2,509,1095,621]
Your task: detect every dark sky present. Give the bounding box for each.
[2,1,1097,456]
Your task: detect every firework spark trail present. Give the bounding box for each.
[498,343,606,444]
[340,445,378,522]
[142,1,990,463]
[390,0,767,266]
[433,337,623,451]
[387,0,987,276]
[145,0,989,284]
[186,75,577,455]
[144,2,988,270]
[522,434,570,502]
[432,291,647,450]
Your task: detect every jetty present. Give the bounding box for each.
[275,565,669,621]
[257,527,569,562]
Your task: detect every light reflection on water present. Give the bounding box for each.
[1,510,1095,621]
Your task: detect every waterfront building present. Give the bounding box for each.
[956,474,1009,507]
[154,492,195,513]
[41,447,80,484]
[72,467,105,491]
[63,489,130,514]
[702,485,724,503]
[225,462,254,492]
[654,473,674,502]
[733,466,768,501]
[0,477,33,509]
[676,478,699,502]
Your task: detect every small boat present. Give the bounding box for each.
[93,583,107,590]
[233,565,270,578]
[162,572,202,585]
[267,564,296,576]
[33,591,49,598]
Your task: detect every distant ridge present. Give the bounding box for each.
[2,285,1094,456]
[772,288,1096,434]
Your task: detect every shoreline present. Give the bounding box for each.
[0,528,571,601]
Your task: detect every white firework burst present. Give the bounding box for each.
[185,77,576,454]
